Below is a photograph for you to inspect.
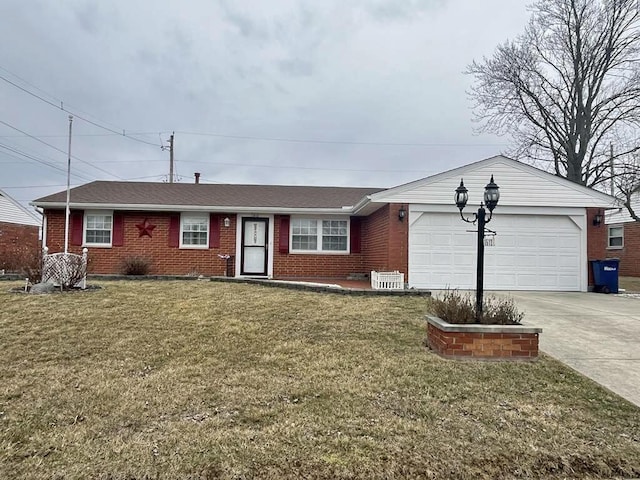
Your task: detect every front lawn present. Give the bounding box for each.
[1,281,639,479]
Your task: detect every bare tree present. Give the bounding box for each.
[616,152,640,220]
[467,0,640,206]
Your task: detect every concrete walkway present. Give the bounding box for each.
[498,291,640,407]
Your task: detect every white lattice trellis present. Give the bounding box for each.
[42,247,88,289]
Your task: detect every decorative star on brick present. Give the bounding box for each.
[135,218,156,238]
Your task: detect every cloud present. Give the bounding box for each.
[0,0,528,208]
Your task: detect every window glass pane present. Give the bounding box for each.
[608,227,623,247]
[85,214,112,244]
[291,219,318,250]
[322,236,347,251]
[321,220,348,251]
[86,230,111,244]
[184,219,208,232]
[292,219,317,235]
[322,220,347,236]
[292,236,318,250]
[183,231,207,245]
[291,218,349,252]
[609,237,623,247]
[182,216,208,245]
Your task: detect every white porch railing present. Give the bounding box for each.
[42,247,88,289]
[371,270,405,290]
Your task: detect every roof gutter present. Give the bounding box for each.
[30,201,359,215]
[351,195,373,214]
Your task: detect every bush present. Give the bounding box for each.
[0,246,42,282]
[120,256,151,275]
[430,289,524,325]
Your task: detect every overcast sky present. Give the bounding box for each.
[0,0,531,210]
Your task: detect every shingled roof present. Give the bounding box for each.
[33,181,385,211]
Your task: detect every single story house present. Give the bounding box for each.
[605,195,640,277]
[32,156,616,291]
[0,188,41,272]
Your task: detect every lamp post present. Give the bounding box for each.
[454,175,500,322]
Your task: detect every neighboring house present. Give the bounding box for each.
[0,188,41,271]
[605,195,640,277]
[32,155,615,291]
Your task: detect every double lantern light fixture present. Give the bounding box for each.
[454,175,500,322]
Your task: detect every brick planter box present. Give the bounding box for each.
[426,315,542,361]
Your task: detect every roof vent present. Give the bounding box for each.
[194,172,200,184]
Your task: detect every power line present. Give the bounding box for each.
[0,69,163,148]
[176,130,509,147]
[182,160,436,174]
[0,142,94,182]
[0,132,162,138]
[0,184,72,189]
[0,119,122,179]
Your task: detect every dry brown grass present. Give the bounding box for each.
[1,280,639,480]
[620,276,640,293]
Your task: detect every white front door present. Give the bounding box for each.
[241,218,269,276]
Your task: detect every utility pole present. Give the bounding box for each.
[168,132,175,183]
[610,143,615,197]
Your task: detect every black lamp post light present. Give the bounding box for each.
[454,175,500,322]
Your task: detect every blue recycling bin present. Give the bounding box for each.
[590,259,620,294]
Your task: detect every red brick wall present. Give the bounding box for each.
[427,322,539,360]
[586,207,608,286]
[608,221,640,277]
[45,210,237,276]
[362,205,390,273]
[0,221,40,271]
[361,204,408,279]
[44,208,410,279]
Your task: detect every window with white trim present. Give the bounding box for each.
[291,218,348,253]
[181,214,209,248]
[84,211,112,246]
[608,225,623,248]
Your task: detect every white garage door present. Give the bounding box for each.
[409,212,582,291]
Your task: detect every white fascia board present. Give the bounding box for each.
[351,195,372,211]
[31,202,356,215]
[351,196,391,216]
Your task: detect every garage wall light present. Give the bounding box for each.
[593,210,603,227]
[398,206,407,221]
[223,217,231,228]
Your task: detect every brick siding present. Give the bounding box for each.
[0,221,40,271]
[427,321,539,360]
[586,207,608,286]
[45,210,236,276]
[44,209,411,279]
[608,220,640,277]
[361,203,408,278]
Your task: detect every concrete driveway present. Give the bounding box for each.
[497,291,640,407]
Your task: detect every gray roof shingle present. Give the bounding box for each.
[33,181,384,210]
